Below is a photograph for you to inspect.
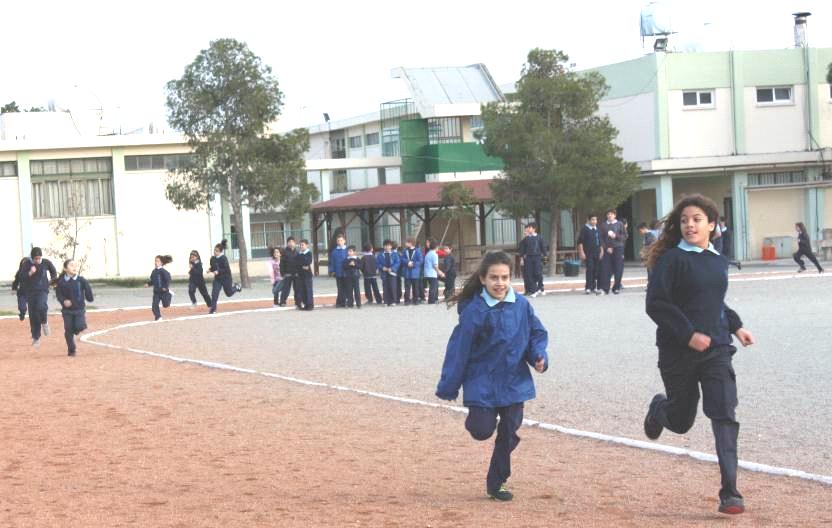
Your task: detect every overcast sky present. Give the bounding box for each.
[2,0,830,134]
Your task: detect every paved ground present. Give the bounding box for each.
[94,270,832,477]
[2,300,831,527]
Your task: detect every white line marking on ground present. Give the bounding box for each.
[79,305,832,487]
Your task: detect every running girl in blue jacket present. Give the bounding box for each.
[436,251,549,502]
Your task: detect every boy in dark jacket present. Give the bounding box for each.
[600,209,628,294]
[55,259,94,356]
[440,244,457,300]
[376,240,400,307]
[279,237,299,306]
[577,214,603,295]
[342,245,362,308]
[22,247,58,346]
[359,243,382,304]
[295,239,314,310]
[11,257,31,321]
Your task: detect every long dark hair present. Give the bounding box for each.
[215,239,228,252]
[645,194,720,270]
[156,255,173,266]
[795,222,808,236]
[446,251,514,308]
[190,250,202,261]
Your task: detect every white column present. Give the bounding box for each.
[16,152,32,255]
[655,174,674,219]
[241,203,252,259]
[730,172,749,260]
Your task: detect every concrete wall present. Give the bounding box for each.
[31,216,118,277]
[672,175,732,211]
[747,188,804,259]
[111,167,213,278]
[599,92,656,162]
[819,83,832,148]
[0,177,22,274]
[744,85,807,154]
[667,88,734,157]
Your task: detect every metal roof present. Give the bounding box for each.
[310,179,495,212]
[391,64,505,118]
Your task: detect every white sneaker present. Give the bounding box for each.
[42,323,50,336]
[32,338,40,347]
[532,291,540,298]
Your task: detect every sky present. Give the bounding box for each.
[1,0,830,134]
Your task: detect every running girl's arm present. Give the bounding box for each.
[723,304,743,334]
[46,260,58,282]
[436,310,479,401]
[645,252,696,346]
[55,281,67,305]
[146,271,154,287]
[83,278,94,302]
[161,269,171,291]
[525,303,549,372]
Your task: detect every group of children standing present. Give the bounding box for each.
[331,236,457,308]
[576,209,629,295]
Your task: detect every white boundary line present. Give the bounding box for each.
[80,306,832,487]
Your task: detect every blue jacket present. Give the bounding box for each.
[209,254,232,281]
[55,275,94,313]
[330,246,348,278]
[22,258,58,293]
[401,246,423,279]
[147,267,172,294]
[376,251,400,278]
[436,288,549,407]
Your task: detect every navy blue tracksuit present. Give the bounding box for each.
[188,260,211,307]
[11,257,31,320]
[793,231,823,272]
[21,258,57,340]
[295,250,314,309]
[518,235,544,295]
[359,252,382,304]
[577,225,602,292]
[279,246,298,305]
[342,256,362,307]
[646,243,744,502]
[148,267,172,320]
[55,275,94,355]
[209,254,237,313]
[377,251,400,306]
[441,254,457,299]
[600,221,627,293]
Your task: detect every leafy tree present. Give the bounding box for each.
[481,48,640,274]
[1,101,20,113]
[827,62,832,84]
[438,181,476,247]
[165,38,318,287]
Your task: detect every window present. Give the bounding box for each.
[331,170,348,193]
[30,157,114,218]
[427,117,463,144]
[365,132,379,146]
[0,161,17,177]
[349,135,362,149]
[748,170,807,187]
[331,137,346,159]
[382,127,399,156]
[124,153,194,171]
[756,86,793,105]
[682,90,714,108]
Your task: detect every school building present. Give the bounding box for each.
[593,46,832,260]
[2,46,832,279]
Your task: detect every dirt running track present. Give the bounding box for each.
[1,303,830,527]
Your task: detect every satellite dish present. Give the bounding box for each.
[640,1,673,37]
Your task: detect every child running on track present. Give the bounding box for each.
[55,259,94,357]
[188,250,211,308]
[436,251,549,501]
[642,194,755,515]
[209,239,242,314]
[147,255,173,321]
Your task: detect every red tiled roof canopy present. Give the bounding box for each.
[311,180,495,212]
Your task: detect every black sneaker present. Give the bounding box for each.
[234,283,242,293]
[68,350,76,357]
[18,313,25,321]
[718,496,745,515]
[487,483,513,502]
[644,393,666,440]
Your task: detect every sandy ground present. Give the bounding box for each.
[1,303,831,527]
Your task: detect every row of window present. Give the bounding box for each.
[124,154,194,171]
[347,132,381,150]
[747,170,808,187]
[682,86,795,109]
